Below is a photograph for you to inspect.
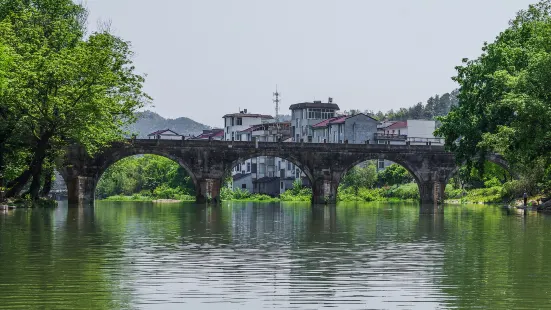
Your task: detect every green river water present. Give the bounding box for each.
[0,201,550,309]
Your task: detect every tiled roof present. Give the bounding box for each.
[289,102,340,110]
[253,177,280,184]
[238,124,262,133]
[312,113,378,128]
[223,113,274,119]
[192,129,224,140]
[312,116,346,128]
[147,129,180,136]
[233,173,252,181]
[386,121,407,130]
[328,115,349,124]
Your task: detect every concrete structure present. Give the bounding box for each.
[147,129,183,140]
[59,139,508,207]
[253,177,280,196]
[312,113,378,144]
[289,99,340,142]
[233,173,253,192]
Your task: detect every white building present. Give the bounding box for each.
[375,119,444,170]
[289,99,340,142]
[223,110,273,141]
[376,120,443,145]
[147,129,183,140]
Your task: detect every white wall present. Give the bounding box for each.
[407,120,435,138]
[223,116,263,141]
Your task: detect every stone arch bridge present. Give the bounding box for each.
[59,139,508,205]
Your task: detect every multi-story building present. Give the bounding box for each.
[289,99,340,142]
[223,110,302,195]
[311,113,378,144]
[223,110,273,141]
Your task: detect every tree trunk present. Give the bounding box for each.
[0,145,5,202]
[40,167,53,197]
[6,132,52,199]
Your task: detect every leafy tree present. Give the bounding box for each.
[341,161,378,194]
[95,155,195,199]
[0,0,150,199]
[377,164,413,186]
[436,1,551,182]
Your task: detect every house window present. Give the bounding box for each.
[237,118,243,125]
[237,163,241,171]
[296,169,300,178]
[287,162,292,170]
[231,118,234,126]
[378,159,385,169]
[242,184,247,189]
[251,163,257,173]
[231,132,235,140]
[278,161,281,170]
[247,162,251,172]
[307,108,335,119]
[280,181,284,189]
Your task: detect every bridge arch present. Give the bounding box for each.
[93,150,198,198]
[340,155,423,186]
[334,154,423,202]
[446,154,513,186]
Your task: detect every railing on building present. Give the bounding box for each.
[407,137,444,144]
[374,133,407,141]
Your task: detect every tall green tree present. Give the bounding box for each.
[436,0,551,180]
[0,0,150,199]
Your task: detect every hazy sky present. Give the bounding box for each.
[85,0,534,127]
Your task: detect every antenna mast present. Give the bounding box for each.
[273,85,281,123]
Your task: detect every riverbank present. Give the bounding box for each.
[1,198,57,209]
[101,194,195,202]
[100,183,546,205]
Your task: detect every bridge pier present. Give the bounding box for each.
[419,180,445,205]
[66,176,95,205]
[196,178,221,204]
[312,179,339,204]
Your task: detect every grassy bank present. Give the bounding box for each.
[338,183,419,202]
[101,182,534,205]
[102,193,195,202]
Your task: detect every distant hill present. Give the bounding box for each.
[127,111,211,138]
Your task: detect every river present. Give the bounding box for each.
[0,201,550,309]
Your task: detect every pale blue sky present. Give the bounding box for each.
[85,0,535,127]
